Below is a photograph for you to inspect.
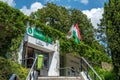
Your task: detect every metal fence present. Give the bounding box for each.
[26,57,38,80]
[9,74,20,80]
[80,57,102,80]
[59,67,80,76]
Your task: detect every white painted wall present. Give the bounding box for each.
[48,40,60,76]
[27,35,54,52]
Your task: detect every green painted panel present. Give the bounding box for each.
[27,27,52,44]
[37,55,44,70]
[33,28,46,41]
[46,35,52,44]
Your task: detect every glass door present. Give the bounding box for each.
[27,47,34,68]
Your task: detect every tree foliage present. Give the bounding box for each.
[30,3,100,48]
[0,2,27,57]
[0,2,112,79]
[0,57,28,80]
[0,1,109,63]
[32,21,111,64]
[31,3,71,33]
[99,0,120,79]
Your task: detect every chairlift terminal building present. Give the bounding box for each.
[18,27,60,76]
[18,26,80,77]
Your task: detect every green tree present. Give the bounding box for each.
[0,57,28,80]
[0,2,26,57]
[70,9,95,46]
[31,3,103,50]
[99,0,120,79]
[31,3,71,33]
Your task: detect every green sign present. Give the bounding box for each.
[27,27,52,44]
[27,27,34,36]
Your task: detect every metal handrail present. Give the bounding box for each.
[9,74,20,80]
[26,57,38,80]
[59,67,80,76]
[80,57,102,80]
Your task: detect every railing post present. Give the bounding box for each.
[66,68,68,76]
[86,65,89,79]
[26,57,38,80]
[29,73,31,80]
[80,58,82,71]
[9,74,20,80]
[33,70,34,79]
[94,73,96,80]
[74,69,76,76]
[69,68,72,76]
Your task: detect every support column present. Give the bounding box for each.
[48,40,60,76]
[25,42,28,68]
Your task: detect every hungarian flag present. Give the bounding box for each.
[66,23,82,43]
[66,24,74,39]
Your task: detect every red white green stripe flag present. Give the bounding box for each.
[67,23,82,43]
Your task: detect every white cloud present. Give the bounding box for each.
[65,5,71,9]
[46,0,60,2]
[20,2,43,16]
[81,0,88,5]
[82,8,104,29]
[0,0,16,7]
[74,0,89,5]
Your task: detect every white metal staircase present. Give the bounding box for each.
[25,57,102,80]
[9,57,102,80]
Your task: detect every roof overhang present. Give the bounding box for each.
[25,35,55,53]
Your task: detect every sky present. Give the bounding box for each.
[0,0,108,29]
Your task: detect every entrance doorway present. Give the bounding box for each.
[23,46,49,76]
[34,50,49,76]
[27,47,34,68]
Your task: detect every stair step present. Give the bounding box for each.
[38,76,82,80]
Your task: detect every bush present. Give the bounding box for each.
[104,71,117,80]
[91,67,117,80]
[0,57,28,80]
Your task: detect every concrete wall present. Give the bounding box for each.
[65,54,80,73]
[60,54,80,76]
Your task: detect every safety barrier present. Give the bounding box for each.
[80,57,102,80]
[26,57,38,80]
[9,74,20,80]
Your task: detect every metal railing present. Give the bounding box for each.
[80,57,102,80]
[9,74,20,80]
[59,67,80,76]
[24,56,102,80]
[38,67,48,76]
[26,57,38,80]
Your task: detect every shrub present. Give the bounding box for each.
[0,57,28,80]
[104,71,117,80]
